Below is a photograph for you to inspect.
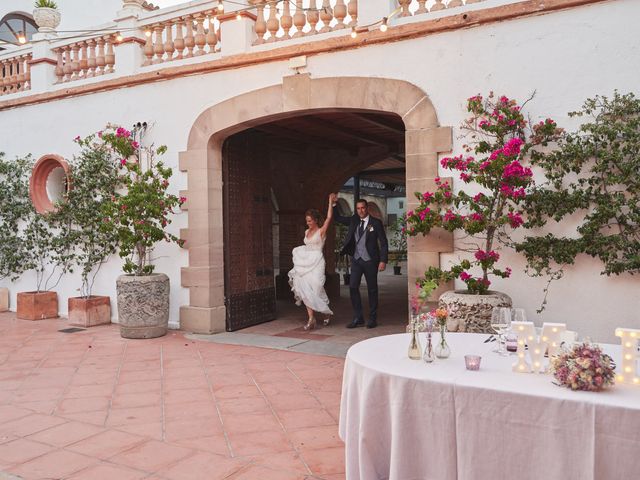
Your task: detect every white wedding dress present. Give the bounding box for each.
[288,229,333,315]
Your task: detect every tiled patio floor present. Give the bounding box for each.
[0,313,345,479]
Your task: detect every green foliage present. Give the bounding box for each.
[334,222,350,272]
[516,92,640,291]
[34,0,58,9]
[99,125,185,276]
[389,216,407,265]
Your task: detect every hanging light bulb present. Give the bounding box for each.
[217,0,224,12]
[350,26,357,39]
[379,18,388,32]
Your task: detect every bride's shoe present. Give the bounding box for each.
[323,316,331,326]
[304,317,317,331]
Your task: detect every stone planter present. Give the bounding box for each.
[68,296,111,328]
[438,290,512,333]
[33,8,61,33]
[393,265,402,275]
[116,273,169,339]
[17,291,58,320]
[0,287,8,312]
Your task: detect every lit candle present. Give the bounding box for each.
[465,355,481,371]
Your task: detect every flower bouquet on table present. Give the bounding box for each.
[431,308,450,359]
[407,280,437,360]
[550,343,615,392]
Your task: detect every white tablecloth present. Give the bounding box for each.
[339,333,640,480]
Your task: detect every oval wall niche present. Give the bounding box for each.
[30,154,71,214]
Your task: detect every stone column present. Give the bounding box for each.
[29,34,57,93]
[113,7,147,75]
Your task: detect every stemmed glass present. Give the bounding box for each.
[491,307,511,356]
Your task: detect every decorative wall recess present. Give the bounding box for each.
[29,154,70,214]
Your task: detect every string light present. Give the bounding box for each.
[350,26,357,39]
[144,29,152,37]
[236,13,242,20]
[379,17,388,32]
[217,0,224,13]
[116,33,123,42]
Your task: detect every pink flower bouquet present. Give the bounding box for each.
[550,343,615,392]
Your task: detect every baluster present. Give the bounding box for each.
[266,1,279,42]
[293,0,305,37]
[280,0,293,39]
[1,60,7,95]
[431,0,446,11]
[9,58,18,92]
[174,18,185,59]
[398,0,412,17]
[79,41,88,77]
[184,16,195,57]
[254,2,267,44]
[416,0,428,14]
[95,37,106,75]
[70,43,80,81]
[18,56,28,91]
[153,24,164,63]
[2,60,10,94]
[24,56,31,90]
[319,0,333,33]
[334,0,347,29]
[194,15,206,55]
[105,37,115,74]
[348,0,357,26]
[307,0,319,35]
[448,0,464,7]
[62,46,73,82]
[87,39,96,77]
[164,21,175,61]
[205,11,218,53]
[142,29,153,66]
[54,49,64,83]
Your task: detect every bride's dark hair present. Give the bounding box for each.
[305,209,324,227]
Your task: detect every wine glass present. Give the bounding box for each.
[511,308,526,323]
[491,307,511,356]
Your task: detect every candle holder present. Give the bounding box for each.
[464,355,481,371]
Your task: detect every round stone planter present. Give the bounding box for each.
[33,8,61,33]
[116,273,169,339]
[438,290,512,334]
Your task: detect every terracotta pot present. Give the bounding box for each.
[116,273,169,339]
[0,287,8,312]
[438,290,512,334]
[68,296,111,327]
[32,8,61,33]
[17,291,58,320]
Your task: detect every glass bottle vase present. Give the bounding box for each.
[435,324,451,359]
[423,330,435,363]
[408,317,422,360]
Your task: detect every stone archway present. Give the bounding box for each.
[179,74,453,333]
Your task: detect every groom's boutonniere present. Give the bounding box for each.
[368,225,374,233]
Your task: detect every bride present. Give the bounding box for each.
[288,194,335,330]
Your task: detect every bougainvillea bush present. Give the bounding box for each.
[405,93,562,294]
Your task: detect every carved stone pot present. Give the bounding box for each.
[438,290,512,334]
[33,8,61,33]
[116,274,169,339]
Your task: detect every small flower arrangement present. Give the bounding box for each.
[550,343,615,392]
[431,308,448,329]
[410,278,438,315]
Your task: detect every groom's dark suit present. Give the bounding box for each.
[334,207,388,327]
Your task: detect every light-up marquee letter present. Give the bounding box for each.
[512,321,535,373]
[512,321,568,374]
[541,322,567,358]
[615,328,640,385]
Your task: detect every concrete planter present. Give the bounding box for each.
[33,8,61,33]
[0,287,8,312]
[116,273,169,339]
[438,290,512,334]
[68,296,111,327]
[17,291,58,320]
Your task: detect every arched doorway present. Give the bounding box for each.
[179,75,453,334]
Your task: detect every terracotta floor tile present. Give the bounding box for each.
[10,449,96,479]
[227,429,293,456]
[0,438,54,465]
[163,376,210,390]
[114,379,162,395]
[170,434,230,456]
[212,384,262,400]
[300,447,345,476]
[251,369,300,385]
[110,439,194,472]
[288,426,343,451]
[222,412,283,435]
[111,392,162,408]
[27,420,104,447]
[119,360,159,372]
[227,464,307,480]
[160,451,248,480]
[66,461,150,480]
[0,405,33,423]
[56,396,111,414]
[163,388,213,405]
[217,396,272,415]
[66,429,147,460]
[322,474,346,480]
[106,405,162,426]
[247,451,311,475]
[12,386,66,402]
[164,417,224,442]
[277,408,337,431]
[118,370,161,384]
[116,421,164,440]
[164,400,219,421]
[0,413,67,437]
[64,383,116,398]
[59,410,109,426]
[269,393,322,413]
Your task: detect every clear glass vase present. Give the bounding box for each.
[408,315,422,360]
[435,324,451,359]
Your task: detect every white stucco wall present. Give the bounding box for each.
[0,0,638,340]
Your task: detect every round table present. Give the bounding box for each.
[339,333,640,480]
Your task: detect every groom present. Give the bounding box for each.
[332,194,388,328]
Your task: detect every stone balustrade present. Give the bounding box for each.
[139,9,221,66]
[0,53,32,96]
[253,0,358,45]
[399,0,483,16]
[52,35,118,84]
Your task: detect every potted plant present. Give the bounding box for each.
[33,0,61,33]
[515,92,640,310]
[389,216,407,275]
[405,93,561,332]
[334,222,350,285]
[60,132,120,327]
[0,154,33,312]
[100,124,185,339]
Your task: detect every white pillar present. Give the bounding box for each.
[113,9,146,75]
[219,2,257,56]
[29,33,57,94]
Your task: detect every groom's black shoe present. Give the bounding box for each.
[366,319,378,329]
[346,319,364,328]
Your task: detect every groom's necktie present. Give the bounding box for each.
[358,220,365,238]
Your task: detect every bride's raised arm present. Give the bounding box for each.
[319,193,335,238]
